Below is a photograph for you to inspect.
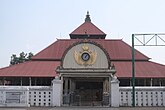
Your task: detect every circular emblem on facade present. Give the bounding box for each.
[81,52,90,61]
[74,43,97,66]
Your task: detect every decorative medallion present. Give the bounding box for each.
[74,44,97,66]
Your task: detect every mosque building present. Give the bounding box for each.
[0,12,165,106]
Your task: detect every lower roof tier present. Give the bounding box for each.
[0,60,164,78]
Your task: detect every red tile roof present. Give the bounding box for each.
[70,22,106,35]
[32,39,149,61]
[0,39,164,78]
[32,40,77,60]
[1,60,164,78]
[0,61,60,77]
[113,61,165,78]
[70,12,106,39]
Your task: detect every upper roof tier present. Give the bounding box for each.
[70,12,106,39]
[31,39,149,61]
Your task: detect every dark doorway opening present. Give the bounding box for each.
[75,81,103,106]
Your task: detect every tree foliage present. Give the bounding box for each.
[10,52,33,65]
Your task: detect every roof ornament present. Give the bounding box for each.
[85,11,91,22]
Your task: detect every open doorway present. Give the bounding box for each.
[75,81,103,106]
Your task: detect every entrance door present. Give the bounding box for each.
[75,81,103,106]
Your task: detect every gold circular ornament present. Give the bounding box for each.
[81,52,90,61]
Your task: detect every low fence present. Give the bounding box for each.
[28,86,52,106]
[119,87,165,107]
[0,86,52,107]
[0,86,29,107]
[0,86,165,107]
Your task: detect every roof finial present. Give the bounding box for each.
[87,11,89,15]
[85,11,91,22]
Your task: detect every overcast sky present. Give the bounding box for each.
[0,0,165,68]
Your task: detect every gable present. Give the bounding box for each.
[62,42,110,69]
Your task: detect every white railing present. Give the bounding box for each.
[119,87,165,107]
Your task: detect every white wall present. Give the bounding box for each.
[0,86,29,107]
[28,86,52,106]
[119,87,165,107]
[1,86,165,107]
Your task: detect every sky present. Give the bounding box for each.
[0,0,165,68]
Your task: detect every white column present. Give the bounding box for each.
[150,78,153,86]
[64,78,68,94]
[71,80,75,92]
[103,78,109,93]
[21,77,22,86]
[111,78,120,107]
[29,77,31,86]
[52,78,63,106]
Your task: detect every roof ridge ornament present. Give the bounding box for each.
[85,11,91,22]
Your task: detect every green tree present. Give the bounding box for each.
[10,52,33,65]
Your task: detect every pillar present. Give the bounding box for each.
[69,79,75,92]
[34,78,37,86]
[3,77,5,86]
[159,79,161,86]
[150,78,153,86]
[64,78,68,94]
[111,78,120,107]
[103,78,109,93]
[29,77,31,86]
[72,81,76,91]
[52,77,63,106]
[21,77,22,86]
[103,78,109,106]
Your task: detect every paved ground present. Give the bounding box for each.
[0,107,164,110]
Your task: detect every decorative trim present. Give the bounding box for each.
[61,39,111,68]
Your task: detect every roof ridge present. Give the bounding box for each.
[89,22,106,34]
[70,22,106,35]
[149,61,165,66]
[56,38,123,40]
[104,39,123,41]
[70,13,106,39]
[120,40,150,60]
[0,61,31,70]
[31,40,59,59]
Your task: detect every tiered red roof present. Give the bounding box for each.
[32,39,149,61]
[0,61,60,77]
[70,22,106,36]
[0,39,165,78]
[113,61,165,78]
[70,12,106,39]
[0,12,165,78]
